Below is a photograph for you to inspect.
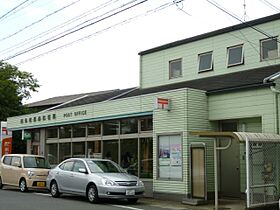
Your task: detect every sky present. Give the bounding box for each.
[0,0,279,104]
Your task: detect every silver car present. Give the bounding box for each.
[46,158,144,203]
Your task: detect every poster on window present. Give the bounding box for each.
[159,137,170,166]
[170,143,182,166]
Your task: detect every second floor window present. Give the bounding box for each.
[169,59,182,79]
[227,44,244,67]
[260,37,278,61]
[198,51,213,72]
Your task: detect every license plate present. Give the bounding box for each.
[37,182,45,187]
[126,189,135,195]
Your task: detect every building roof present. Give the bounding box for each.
[27,89,118,108]
[56,88,136,109]
[139,13,280,56]
[55,65,280,109]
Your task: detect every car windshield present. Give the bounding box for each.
[86,160,125,173]
[23,157,51,169]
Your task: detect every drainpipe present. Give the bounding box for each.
[270,86,280,134]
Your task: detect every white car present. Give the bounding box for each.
[0,154,50,192]
[46,158,145,203]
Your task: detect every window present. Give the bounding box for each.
[73,160,86,173]
[11,156,21,167]
[169,59,182,79]
[120,118,138,134]
[59,126,72,138]
[87,141,101,158]
[140,116,153,131]
[72,142,85,158]
[227,44,244,67]
[260,37,278,60]
[23,156,50,169]
[103,120,119,135]
[72,124,86,138]
[87,123,101,136]
[158,135,182,180]
[120,139,138,176]
[46,127,58,139]
[3,156,12,165]
[140,138,153,178]
[60,161,74,171]
[46,143,58,166]
[103,140,119,163]
[198,51,213,72]
[59,142,71,162]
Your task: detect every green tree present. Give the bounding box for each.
[0,61,40,121]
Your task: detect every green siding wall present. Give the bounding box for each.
[153,89,209,195]
[209,89,275,133]
[140,19,280,89]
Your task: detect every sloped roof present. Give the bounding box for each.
[27,89,118,108]
[56,88,136,109]
[115,64,280,99]
[51,64,280,109]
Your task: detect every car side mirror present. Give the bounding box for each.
[78,168,88,174]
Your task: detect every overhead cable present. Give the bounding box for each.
[0,0,81,42]
[14,1,178,65]
[0,0,30,22]
[3,0,149,61]
[0,0,118,55]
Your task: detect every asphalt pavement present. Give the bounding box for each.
[0,187,278,210]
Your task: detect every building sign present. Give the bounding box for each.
[22,130,32,141]
[0,122,12,157]
[20,114,56,125]
[63,110,87,118]
[155,98,171,110]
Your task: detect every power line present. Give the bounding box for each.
[14,1,178,65]
[0,0,30,22]
[0,0,81,42]
[2,0,149,61]
[173,0,276,66]
[0,0,118,55]
[205,0,277,40]
[0,0,41,24]
[2,0,139,59]
[258,0,280,12]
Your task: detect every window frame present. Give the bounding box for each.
[260,37,279,61]
[227,44,244,67]
[198,51,213,72]
[157,134,183,181]
[169,58,182,79]
[46,127,58,139]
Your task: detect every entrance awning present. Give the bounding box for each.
[190,131,280,142]
[190,131,280,209]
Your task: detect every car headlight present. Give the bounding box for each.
[137,180,144,186]
[101,178,118,186]
[27,171,35,179]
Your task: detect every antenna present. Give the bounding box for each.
[243,0,247,21]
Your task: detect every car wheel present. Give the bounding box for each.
[0,176,3,189]
[127,198,138,204]
[87,184,98,203]
[50,181,60,198]
[19,178,28,192]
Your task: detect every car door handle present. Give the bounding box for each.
[70,173,74,177]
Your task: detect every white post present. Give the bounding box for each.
[214,138,218,210]
[246,137,250,208]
